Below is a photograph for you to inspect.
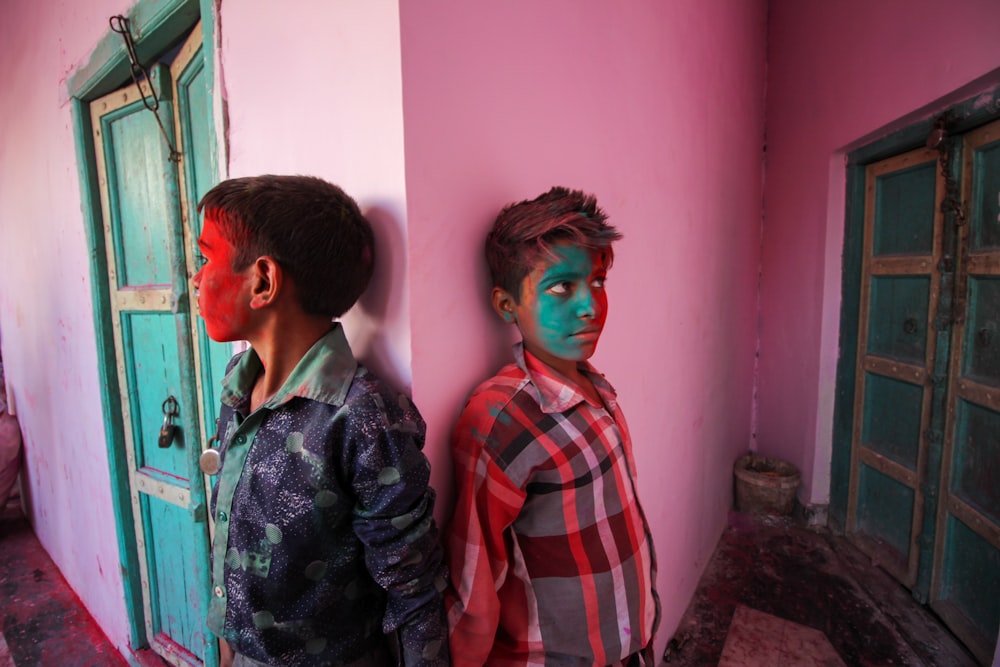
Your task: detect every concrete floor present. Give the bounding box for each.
[0,496,988,666]
[0,497,130,667]
[664,511,983,666]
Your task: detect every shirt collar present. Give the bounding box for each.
[220,323,358,411]
[513,342,618,414]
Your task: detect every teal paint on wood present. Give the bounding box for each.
[874,163,937,256]
[951,400,1000,523]
[121,312,189,477]
[142,494,207,655]
[101,68,177,289]
[70,97,148,650]
[970,141,1000,251]
[857,464,915,565]
[914,137,964,604]
[844,144,943,596]
[830,164,868,531]
[940,515,1000,657]
[866,275,931,364]
[837,91,1000,661]
[861,373,923,471]
[965,277,1000,380]
[103,81,208,661]
[174,44,230,446]
[70,2,223,663]
[66,0,200,102]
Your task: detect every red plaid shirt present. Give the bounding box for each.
[446,345,659,666]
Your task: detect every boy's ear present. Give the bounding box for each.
[490,287,517,323]
[249,256,282,309]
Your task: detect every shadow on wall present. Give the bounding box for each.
[343,204,409,394]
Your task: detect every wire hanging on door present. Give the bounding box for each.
[109,15,181,163]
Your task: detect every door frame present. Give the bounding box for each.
[832,85,1000,531]
[67,0,221,652]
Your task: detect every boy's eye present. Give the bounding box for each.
[195,253,208,267]
[547,281,572,295]
[591,276,606,289]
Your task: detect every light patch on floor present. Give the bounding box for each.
[719,605,846,666]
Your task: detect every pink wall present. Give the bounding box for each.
[219,0,412,393]
[0,0,411,654]
[760,0,1000,505]
[400,0,767,646]
[0,0,134,652]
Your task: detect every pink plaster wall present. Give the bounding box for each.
[760,0,1000,505]
[219,0,412,392]
[400,0,768,646]
[0,0,411,655]
[0,0,134,653]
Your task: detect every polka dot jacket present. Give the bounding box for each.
[207,325,449,666]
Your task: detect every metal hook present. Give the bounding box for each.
[108,14,181,162]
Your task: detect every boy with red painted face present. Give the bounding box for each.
[192,175,448,667]
[446,187,659,666]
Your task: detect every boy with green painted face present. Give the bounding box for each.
[193,175,448,667]
[446,187,660,666]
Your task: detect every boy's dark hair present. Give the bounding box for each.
[197,175,374,318]
[486,186,622,301]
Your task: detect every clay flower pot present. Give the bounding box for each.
[733,453,800,515]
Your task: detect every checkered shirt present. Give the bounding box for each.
[446,344,659,666]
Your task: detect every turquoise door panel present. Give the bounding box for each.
[174,45,230,445]
[930,118,1000,664]
[951,399,1000,526]
[848,146,944,591]
[964,276,1000,381]
[861,372,923,471]
[840,107,1000,664]
[142,493,208,654]
[866,275,931,364]
[938,516,1000,658]
[873,161,937,256]
[856,464,915,568]
[103,105,178,289]
[969,138,1000,251]
[121,312,192,477]
[92,46,214,667]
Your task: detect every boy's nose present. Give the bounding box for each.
[575,289,597,318]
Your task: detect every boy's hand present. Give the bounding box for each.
[218,638,234,667]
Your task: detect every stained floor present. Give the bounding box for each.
[0,494,988,666]
[0,496,128,667]
[664,511,982,666]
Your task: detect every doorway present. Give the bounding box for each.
[69,2,227,665]
[833,90,1000,664]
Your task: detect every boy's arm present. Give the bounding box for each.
[446,411,526,667]
[347,392,449,667]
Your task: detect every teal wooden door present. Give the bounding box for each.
[847,125,1000,664]
[90,24,223,667]
[931,117,1000,665]
[847,146,947,590]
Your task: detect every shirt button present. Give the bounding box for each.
[235,434,246,445]
[214,585,225,598]
[218,511,227,522]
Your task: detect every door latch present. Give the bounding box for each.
[158,395,179,448]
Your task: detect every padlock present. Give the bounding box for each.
[159,415,178,448]
[158,395,179,448]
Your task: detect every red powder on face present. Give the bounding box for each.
[192,214,255,342]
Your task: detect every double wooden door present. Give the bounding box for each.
[847,118,1000,664]
[89,23,230,667]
